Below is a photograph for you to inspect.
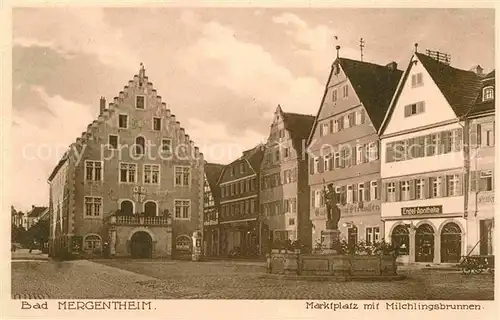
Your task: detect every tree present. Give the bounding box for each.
[25,220,49,248]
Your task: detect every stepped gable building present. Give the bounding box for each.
[259,105,315,252]
[307,48,402,249]
[218,144,264,257]
[203,162,224,257]
[464,68,495,256]
[48,63,204,259]
[378,47,487,264]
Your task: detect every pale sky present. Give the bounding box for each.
[11,8,494,211]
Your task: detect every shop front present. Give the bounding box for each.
[220,219,260,258]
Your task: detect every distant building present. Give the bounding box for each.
[378,48,489,264]
[218,145,264,257]
[26,205,49,229]
[307,50,402,249]
[48,64,204,259]
[203,162,224,257]
[259,105,315,252]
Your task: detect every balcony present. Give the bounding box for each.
[107,215,172,227]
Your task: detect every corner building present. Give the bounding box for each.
[379,50,486,264]
[48,64,204,259]
[307,52,402,248]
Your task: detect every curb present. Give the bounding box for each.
[259,274,407,282]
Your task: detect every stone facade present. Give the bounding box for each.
[48,64,204,259]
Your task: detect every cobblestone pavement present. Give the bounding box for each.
[11,259,494,300]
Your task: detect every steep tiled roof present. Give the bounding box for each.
[485,70,495,78]
[415,52,483,117]
[205,163,224,192]
[339,58,403,130]
[27,206,48,218]
[282,112,315,144]
[48,152,69,182]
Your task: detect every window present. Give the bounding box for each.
[161,139,172,153]
[288,218,295,226]
[321,123,329,136]
[279,129,285,139]
[366,227,380,245]
[358,183,364,202]
[153,117,161,131]
[441,131,453,154]
[334,152,340,168]
[447,174,460,196]
[136,95,145,109]
[411,73,423,87]
[284,147,290,158]
[84,197,102,217]
[332,89,338,102]
[108,135,118,149]
[323,155,330,171]
[84,235,101,251]
[313,189,322,208]
[120,163,137,183]
[118,114,128,129]
[343,115,350,129]
[391,225,409,255]
[485,129,495,147]
[387,182,396,202]
[275,149,280,162]
[135,136,145,155]
[415,179,425,200]
[174,200,190,219]
[479,170,493,191]
[342,85,349,98]
[401,180,410,201]
[85,161,102,181]
[483,86,494,101]
[119,200,134,216]
[333,119,340,133]
[432,177,442,197]
[348,113,355,127]
[370,181,378,201]
[240,163,245,174]
[347,185,353,203]
[144,201,157,217]
[404,101,425,117]
[144,164,160,184]
[314,157,320,174]
[175,166,191,187]
[368,142,378,161]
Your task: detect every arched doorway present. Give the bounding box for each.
[144,201,157,217]
[120,200,134,216]
[441,222,462,263]
[391,225,410,255]
[130,231,152,258]
[415,224,435,263]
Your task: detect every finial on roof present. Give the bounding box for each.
[139,62,145,79]
[414,43,418,53]
[336,45,341,59]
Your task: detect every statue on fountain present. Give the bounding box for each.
[323,183,341,230]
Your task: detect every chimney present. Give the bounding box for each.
[99,97,106,114]
[470,65,484,76]
[386,61,398,71]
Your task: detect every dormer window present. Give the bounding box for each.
[483,86,494,101]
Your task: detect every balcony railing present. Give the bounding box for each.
[107,215,171,226]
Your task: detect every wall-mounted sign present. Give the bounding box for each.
[339,203,381,215]
[401,205,443,216]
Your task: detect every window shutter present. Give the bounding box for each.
[477,124,482,146]
[427,177,433,199]
[457,174,463,196]
[352,146,357,166]
[375,141,380,160]
[309,158,314,174]
[382,182,387,202]
[361,109,366,124]
[440,175,447,197]
[470,123,478,148]
[328,155,334,171]
[340,149,345,168]
[353,184,358,203]
[364,181,370,201]
[411,74,416,86]
[454,129,462,152]
[329,119,334,133]
[376,179,381,200]
[436,132,443,154]
[395,181,401,202]
[410,179,416,200]
[404,105,410,117]
[311,190,316,208]
[417,101,425,113]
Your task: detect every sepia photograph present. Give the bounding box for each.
[6,5,495,305]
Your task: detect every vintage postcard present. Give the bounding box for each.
[1,1,497,319]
